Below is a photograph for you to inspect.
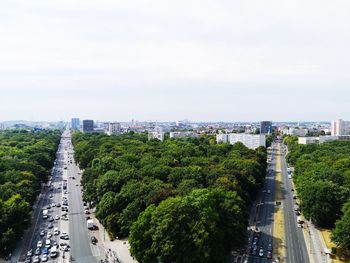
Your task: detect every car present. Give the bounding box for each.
[41,254,48,262]
[91,236,97,244]
[293,195,297,199]
[61,215,69,221]
[24,257,31,263]
[51,203,56,207]
[27,249,33,257]
[295,211,301,216]
[84,209,90,214]
[49,194,53,198]
[42,247,48,255]
[35,247,41,255]
[251,245,258,256]
[259,247,264,257]
[291,188,294,191]
[267,243,272,251]
[47,232,52,238]
[55,215,60,220]
[45,239,51,248]
[48,223,53,229]
[75,183,79,186]
[54,228,59,235]
[297,223,303,228]
[56,203,61,207]
[60,234,69,240]
[33,256,40,263]
[252,236,259,245]
[37,240,42,248]
[40,230,45,237]
[267,250,273,259]
[72,176,75,179]
[267,189,271,194]
[64,190,68,194]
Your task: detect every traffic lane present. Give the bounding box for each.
[68,159,94,261]
[280,154,309,263]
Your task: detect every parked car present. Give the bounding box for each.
[91,236,97,244]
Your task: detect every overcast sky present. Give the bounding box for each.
[1,0,350,122]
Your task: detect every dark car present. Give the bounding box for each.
[266,250,272,259]
[251,245,258,256]
[91,236,97,244]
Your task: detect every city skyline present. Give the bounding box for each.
[1,0,350,121]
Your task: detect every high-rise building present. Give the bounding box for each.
[260,121,272,134]
[71,118,80,130]
[82,120,94,133]
[331,119,349,136]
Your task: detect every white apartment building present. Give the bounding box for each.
[170,131,198,139]
[298,137,319,145]
[216,134,230,143]
[229,134,266,149]
[298,135,350,145]
[331,119,350,136]
[107,122,122,135]
[148,126,164,141]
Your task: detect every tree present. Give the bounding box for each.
[332,199,350,257]
[129,188,246,263]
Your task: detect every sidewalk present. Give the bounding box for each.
[89,212,138,263]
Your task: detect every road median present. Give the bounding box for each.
[273,144,286,262]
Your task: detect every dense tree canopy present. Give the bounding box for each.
[72,132,267,262]
[0,130,60,254]
[284,138,350,254]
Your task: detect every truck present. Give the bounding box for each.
[43,209,48,219]
[87,219,94,230]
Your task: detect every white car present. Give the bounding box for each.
[41,254,48,262]
[55,215,60,220]
[37,240,42,248]
[33,256,40,263]
[47,231,52,238]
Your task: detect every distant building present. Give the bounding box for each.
[170,131,198,139]
[217,133,265,149]
[82,120,94,133]
[148,126,164,141]
[71,118,80,130]
[229,134,266,149]
[260,121,272,134]
[216,134,229,143]
[331,119,349,136]
[298,135,350,145]
[107,122,122,135]
[287,128,308,137]
[298,137,319,145]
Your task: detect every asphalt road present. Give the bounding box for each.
[279,143,309,263]
[63,130,102,263]
[18,130,102,263]
[248,143,277,263]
